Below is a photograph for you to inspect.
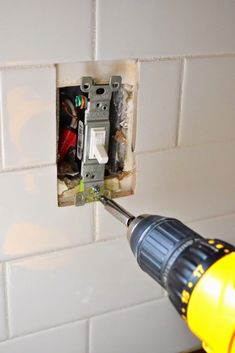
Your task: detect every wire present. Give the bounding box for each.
[81,96,87,109]
[65,99,77,117]
[61,99,78,129]
[75,95,88,109]
[61,95,88,129]
[62,102,77,120]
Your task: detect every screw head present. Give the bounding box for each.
[93,185,100,193]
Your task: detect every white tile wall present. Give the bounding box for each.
[135,60,181,153]
[189,213,235,246]
[0,265,8,342]
[0,321,87,353]
[0,0,93,64]
[179,57,235,146]
[0,1,234,352]
[0,166,93,260]
[7,238,162,336]
[96,0,235,60]
[90,298,200,353]
[128,141,235,221]
[95,203,125,241]
[0,67,56,168]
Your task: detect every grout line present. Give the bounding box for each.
[135,137,235,156]
[138,51,235,62]
[6,242,93,263]
[3,136,233,174]
[0,297,161,342]
[176,58,186,147]
[6,235,125,264]
[187,210,235,225]
[0,162,55,174]
[0,64,55,71]
[87,320,91,353]
[4,207,235,264]
[91,0,97,61]
[86,296,163,321]
[135,145,179,156]
[2,263,11,338]
[0,53,234,71]
[0,318,89,344]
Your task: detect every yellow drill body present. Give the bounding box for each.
[100,197,235,353]
[187,252,235,353]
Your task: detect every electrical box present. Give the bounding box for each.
[57,69,136,207]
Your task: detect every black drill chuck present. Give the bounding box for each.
[128,215,234,315]
[99,197,234,317]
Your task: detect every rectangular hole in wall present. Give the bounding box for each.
[56,61,138,207]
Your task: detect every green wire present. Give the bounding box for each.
[75,95,82,107]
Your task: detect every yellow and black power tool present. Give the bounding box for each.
[100,196,235,353]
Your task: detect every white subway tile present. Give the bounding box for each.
[7,238,163,336]
[0,320,87,353]
[97,0,235,60]
[0,67,56,168]
[95,203,126,241]
[131,141,235,221]
[90,298,199,353]
[189,214,235,246]
[98,141,235,234]
[0,166,93,260]
[0,1,92,64]
[180,57,235,146]
[0,265,7,341]
[136,60,180,153]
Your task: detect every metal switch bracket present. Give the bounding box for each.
[75,76,122,206]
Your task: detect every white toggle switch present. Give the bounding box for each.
[89,127,109,164]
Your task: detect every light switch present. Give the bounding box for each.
[89,127,109,164]
[57,73,136,207]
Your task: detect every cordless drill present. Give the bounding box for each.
[100,196,235,353]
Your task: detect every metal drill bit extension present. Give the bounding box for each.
[99,196,135,227]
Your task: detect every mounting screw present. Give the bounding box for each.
[93,185,100,193]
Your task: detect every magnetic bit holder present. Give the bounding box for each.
[99,196,135,227]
